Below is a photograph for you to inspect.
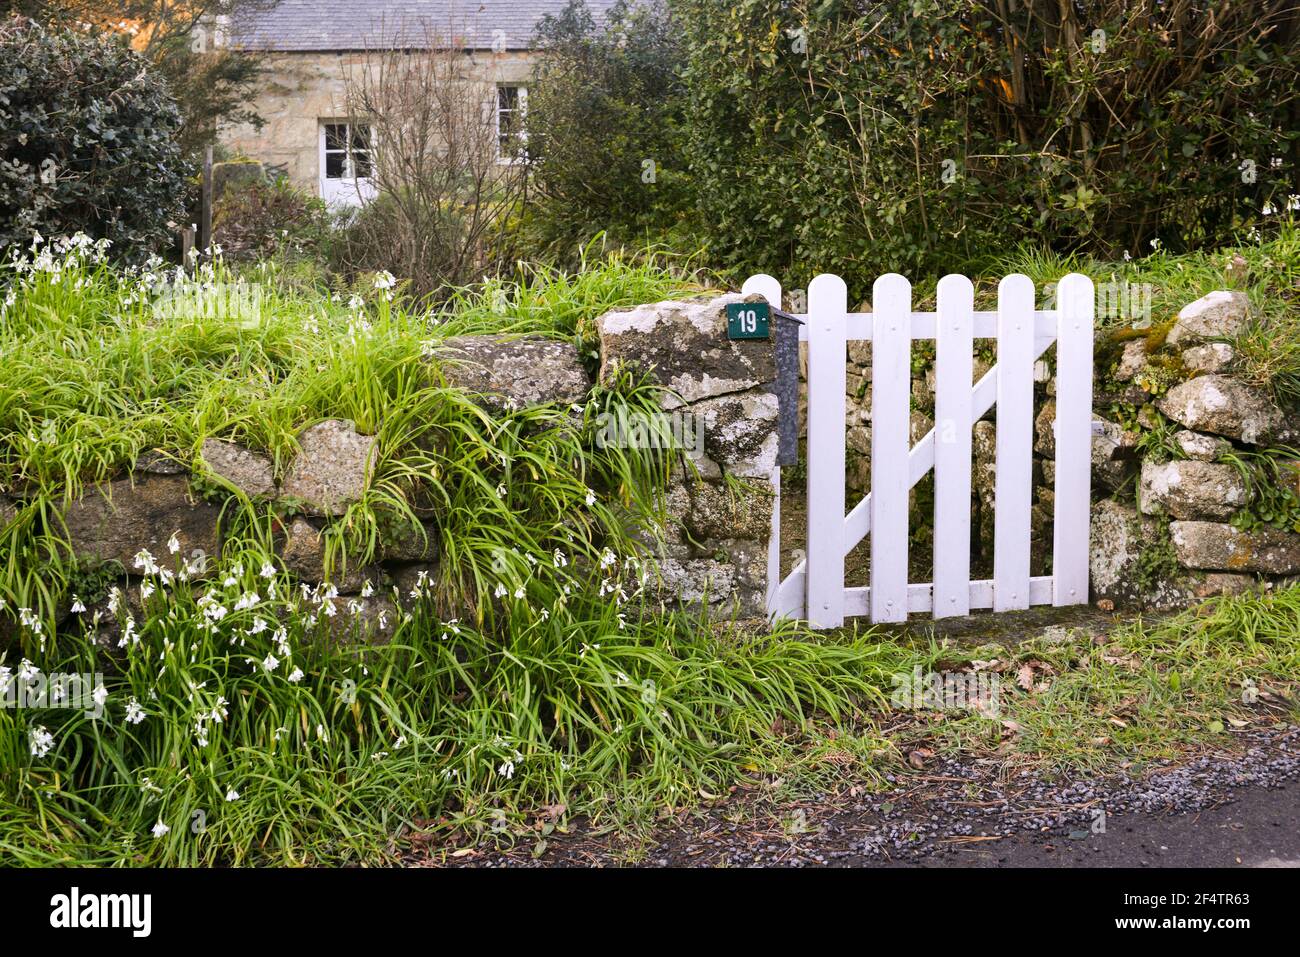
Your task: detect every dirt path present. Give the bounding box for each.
[412,727,1300,868]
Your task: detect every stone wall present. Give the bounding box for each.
[0,295,779,652]
[595,294,780,618]
[1085,290,1300,608]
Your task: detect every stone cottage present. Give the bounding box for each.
[219,0,618,206]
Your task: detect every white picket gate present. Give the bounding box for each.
[742,272,1095,629]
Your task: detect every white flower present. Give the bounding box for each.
[585,489,597,506]
[360,580,374,598]
[125,697,146,724]
[167,533,181,555]
[133,548,159,575]
[494,583,508,598]
[497,760,515,779]
[496,483,507,498]
[151,821,170,838]
[70,595,87,614]
[287,668,304,683]
[225,789,241,802]
[262,653,280,673]
[373,270,397,290]
[260,562,276,579]
[93,684,108,708]
[29,725,54,758]
[553,549,568,568]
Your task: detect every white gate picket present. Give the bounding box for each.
[932,274,974,618]
[1052,273,1095,605]
[743,270,1094,629]
[993,274,1036,612]
[805,274,847,629]
[739,273,787,618]
[869,274,912,623]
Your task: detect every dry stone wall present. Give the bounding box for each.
[0,303,781,653]
[595,293,780,617]
[1084,290,1300,608]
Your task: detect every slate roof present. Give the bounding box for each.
[230,0,621,51]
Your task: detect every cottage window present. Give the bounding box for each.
[322,122,373,180]
[496,85,527,160]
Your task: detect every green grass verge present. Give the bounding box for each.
[893,588,1300,775]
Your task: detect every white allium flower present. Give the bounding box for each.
[167,533,181,555]
[125,697,146,724]
[287,668,304,683]
[151,821,170,838]
[29,725,54,758]
[225,789,241,802]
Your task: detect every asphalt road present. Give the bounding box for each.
[895,776,1300,868]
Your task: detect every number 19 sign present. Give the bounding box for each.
[726,302,770,340]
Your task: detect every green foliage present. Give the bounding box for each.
[438,238,709,365]
[522,0,696,263]
[212,175,332,262]
[1132,517,1182,593]
[1000,219,1300,405]
[673,0,1299,299]
[1221,447,1300,533]
[13,1,267,160]
[0,16,190,255]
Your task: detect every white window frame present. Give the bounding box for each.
[318,120,376,207]
[495,85,528,164]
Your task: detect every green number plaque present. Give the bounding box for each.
[726,302,770,340]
